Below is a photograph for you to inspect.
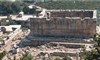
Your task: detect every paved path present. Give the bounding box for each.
[2,30,30,60]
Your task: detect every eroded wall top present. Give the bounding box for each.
[46,10,97,19]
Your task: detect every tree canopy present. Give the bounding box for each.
[20,52,33,60]
[0,1,28,15]
[23,6,36,14]
[7,20,18,25]
[36,1,100,9]
[0,51,6,60]
[83,34,100,60]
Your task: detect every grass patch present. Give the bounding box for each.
[0,36,6,41]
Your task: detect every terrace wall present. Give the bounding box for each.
[30,17,96,38]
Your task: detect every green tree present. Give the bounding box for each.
[36,1,100,9]
[22,0,34,3]
[20,52,33,60]
[0,1,28,15]
[13,56,16,60]
[23,6,36,14]
[1,27,6,34]
[83,34,100,60]
[23,6,30,14]
[0,51,6,60]
[63,56,72,60]
[7,20,17,25]
[54,57,61,60]
[30,8,36,14]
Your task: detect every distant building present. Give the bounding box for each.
[30,10,97,39]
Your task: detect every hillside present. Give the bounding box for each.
[36,1,100,9]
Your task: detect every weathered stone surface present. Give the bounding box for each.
[30,10,96,38]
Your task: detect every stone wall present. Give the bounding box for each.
[50,11,93,18]
[30,17,96,38]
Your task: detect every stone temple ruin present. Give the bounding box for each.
[20,10,97,60]
[21,9,97,46]
[30,10,97,39]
